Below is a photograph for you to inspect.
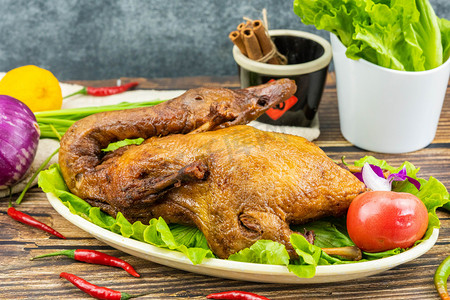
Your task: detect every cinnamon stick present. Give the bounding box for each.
[229,31,247,56]
[242,29,263,60]
[237,21,251,32]
[252,20,279,64]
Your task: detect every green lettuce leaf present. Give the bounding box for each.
[363,248,402,259]
[294,218,354,248]
[293,0,448,70]
[288,234,322,278]
[409,0,443,69]
[38,158,448,278]
[292,0,362,47]
[38,164,69,195]
[102,138,144,152]
[438,17,450,61]
[228,240,290,266]
[348,0,425,71]
[169,224,211,250]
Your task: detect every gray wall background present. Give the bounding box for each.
[0,0,448,81]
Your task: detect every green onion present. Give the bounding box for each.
[35,100,166,140]
[35,118,76,126]
[35,100,165,118]
[16,147,60,205]
[49,124,62,141]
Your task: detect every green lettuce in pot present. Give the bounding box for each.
[293,0,450,71]
[439,17,450,61]
[38,156,448,278]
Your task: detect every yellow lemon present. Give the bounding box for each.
[0,65,62,112]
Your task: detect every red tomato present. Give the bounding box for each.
[346,191,428,252]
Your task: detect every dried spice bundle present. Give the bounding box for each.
[229,19,286,65]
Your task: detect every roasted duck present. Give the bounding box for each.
[59,79,366,259]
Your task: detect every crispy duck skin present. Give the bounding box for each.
[80,125,367,259]
[59,79,296,200]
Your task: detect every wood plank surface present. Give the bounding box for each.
[1,74,449,299]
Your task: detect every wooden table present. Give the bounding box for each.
[1,74,449,299]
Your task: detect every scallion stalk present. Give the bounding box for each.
[34,100,165,118]
[35,118,76,126]
[35,100,167,140]
[16,147,60,205]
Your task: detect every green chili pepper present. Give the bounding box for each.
[434,255,450,300]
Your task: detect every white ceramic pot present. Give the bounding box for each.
[331,33,450,153]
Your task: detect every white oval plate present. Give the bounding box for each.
[47,192,439,284]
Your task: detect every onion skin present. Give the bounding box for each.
[0,95,40,188]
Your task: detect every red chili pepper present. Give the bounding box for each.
[60,272,142,300]
[7,207,65,239]
[32,249,140,277]
[64,82,139,98]
[206,291,270,300]
[435,256,450,300]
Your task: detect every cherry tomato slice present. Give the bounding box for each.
[346,191,428,252]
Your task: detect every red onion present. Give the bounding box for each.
[355,163,421,191]
[0,95,40,188]
[362,162,391,191]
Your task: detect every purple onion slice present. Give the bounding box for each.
[355,163,421,191]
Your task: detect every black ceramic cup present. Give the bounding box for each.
[233,30,332,127]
